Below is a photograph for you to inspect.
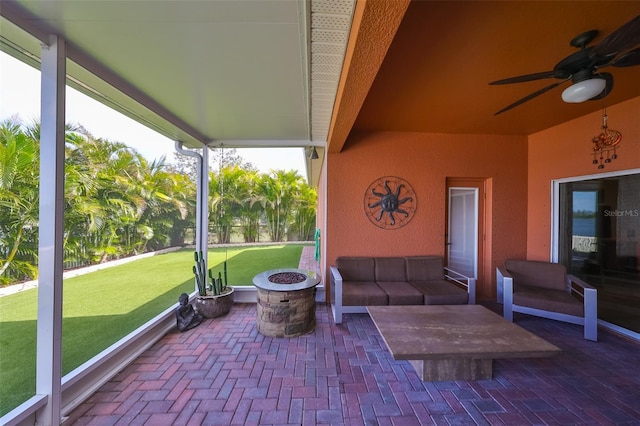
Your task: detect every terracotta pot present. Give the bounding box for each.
[194,287,234,318]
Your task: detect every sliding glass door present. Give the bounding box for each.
[556,172,640,333]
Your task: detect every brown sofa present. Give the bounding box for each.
[330,256,476,324]
[497,259,598,341]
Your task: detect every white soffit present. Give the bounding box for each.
[1,0,355,149]
[310,0,355,143]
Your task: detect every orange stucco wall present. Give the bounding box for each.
[325,131,528,300]
[527,97,640,261]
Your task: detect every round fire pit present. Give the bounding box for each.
[268,272,307,284]
[253,268,321,338]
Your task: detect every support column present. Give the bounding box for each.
[36,35,66,426]
[199,147,209,259]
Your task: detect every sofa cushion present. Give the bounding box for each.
[405,256,445,281]
[505,260,567,291]
[375,257,407,282]
[513,285,583,317]
[342,281,388,306]
[409,280,469,305]
[377,281,424,305]
[336,257,375,281]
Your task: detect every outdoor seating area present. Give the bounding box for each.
[2,3,639,425]
[66,303,640,425]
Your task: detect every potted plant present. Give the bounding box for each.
[192,250,234,318]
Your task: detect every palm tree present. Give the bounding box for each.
[292,183,317,240]
[0,119,39,283]
[129,154,192,252]
[236,169,263,242]
[65,131,193,260]
[258,170,304,242]
[210,166,243,244]
[64,130,136,262]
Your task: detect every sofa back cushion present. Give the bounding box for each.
[336,257,375,281]
[375,257,407,282]
[504,260,567,291]
[405,256,444,281]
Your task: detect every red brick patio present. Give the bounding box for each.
[66,301,640,425]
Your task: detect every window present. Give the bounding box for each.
[555,171,640,334]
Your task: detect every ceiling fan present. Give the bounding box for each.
[490,14,640,115]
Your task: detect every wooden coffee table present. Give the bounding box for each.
[367,305,561,381]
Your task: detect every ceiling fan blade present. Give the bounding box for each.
[589,72,614,101]
[489,70,566,85]
[594,15,640,57]
[612,46,640,67]
[494,80,569,115]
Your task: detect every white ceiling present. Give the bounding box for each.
[0,0,355,159]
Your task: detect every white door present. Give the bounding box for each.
[447,187,478,278]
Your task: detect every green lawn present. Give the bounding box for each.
[0,244,307,416]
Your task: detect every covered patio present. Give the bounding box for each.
[66,304,640,425]
[1,1,639,424]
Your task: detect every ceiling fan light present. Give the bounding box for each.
[561,78,606,103]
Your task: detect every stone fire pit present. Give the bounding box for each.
[253,268,321,338]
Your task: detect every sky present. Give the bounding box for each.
[0,51,307,176]
[573,191,597,212]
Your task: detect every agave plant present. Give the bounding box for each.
[193,250,228,296]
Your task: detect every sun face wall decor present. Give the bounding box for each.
[363,176,417,230]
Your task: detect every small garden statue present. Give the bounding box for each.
[175,292,203,331]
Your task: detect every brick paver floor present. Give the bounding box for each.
[298,245,320,274]
[66,301,640,425]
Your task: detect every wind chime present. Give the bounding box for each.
[591,108,622,169]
